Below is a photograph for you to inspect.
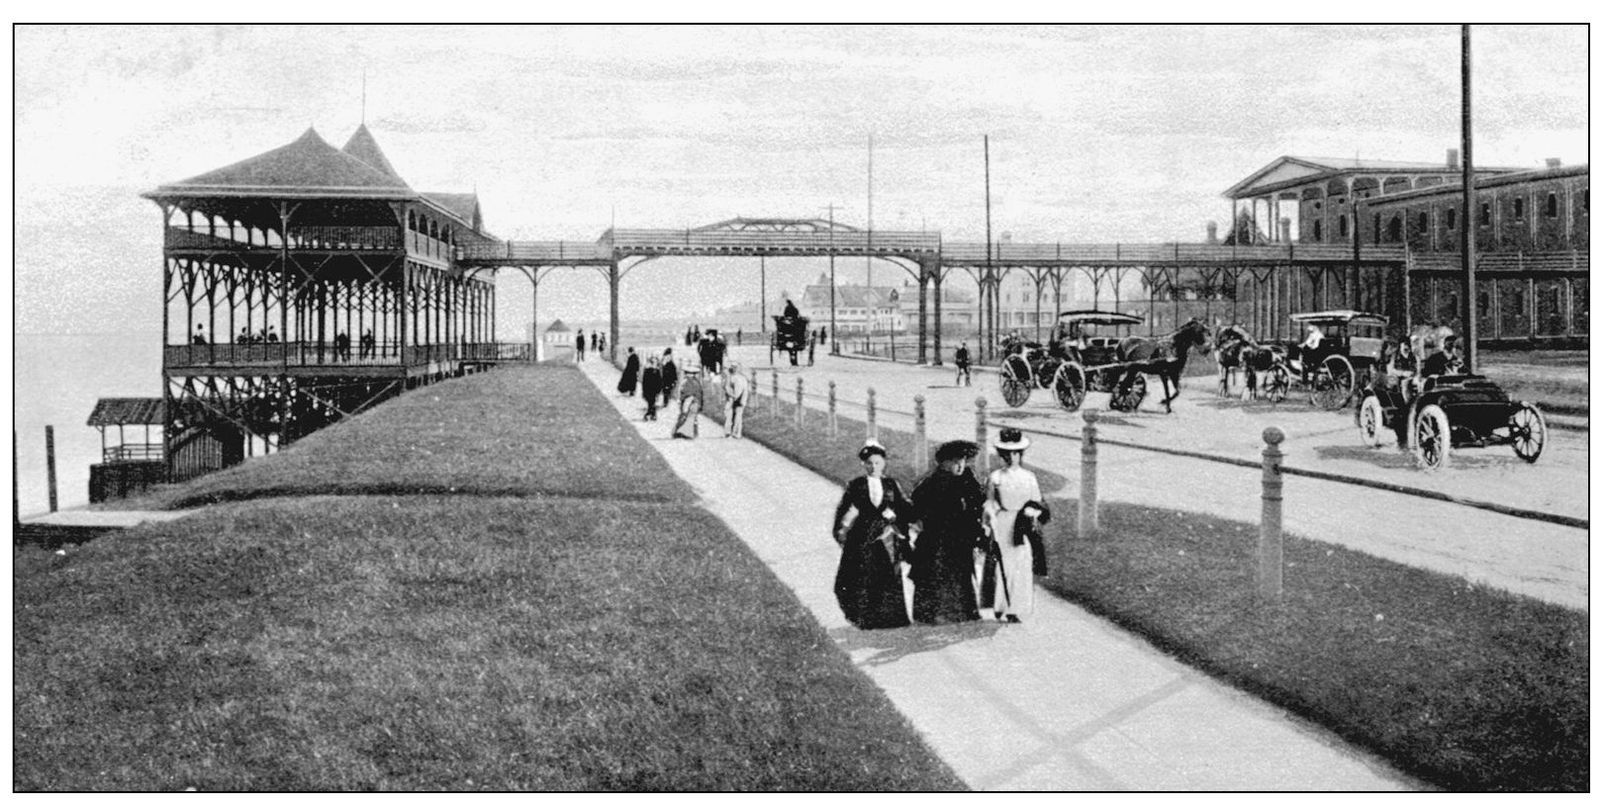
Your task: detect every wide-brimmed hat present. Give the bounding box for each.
[934,440,979,463]
[995,428,1030,452]
[858,438,887,461]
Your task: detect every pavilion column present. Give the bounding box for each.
[916,260,929,364]
[608,261,621,363]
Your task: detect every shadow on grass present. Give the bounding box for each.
[1314,443,1517,471]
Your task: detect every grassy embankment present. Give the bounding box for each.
[716,378,1587,792]
[14,364,965,791]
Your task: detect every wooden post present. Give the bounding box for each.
[45,425,58,514]
[828,381,839,437]
[1260,426,1286,598]
[1079,410,1100,536]
[890,334,896,362]
[913,395,927,474]
[974,397,989,473]
[866,388,878,441]
[771,369,780,416]
[795,377,805,428]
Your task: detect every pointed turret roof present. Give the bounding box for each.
[423,192,482,230]
[148,127,414,199]
[340,123,408,184]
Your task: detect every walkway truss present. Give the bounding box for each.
[459,217,1411,365]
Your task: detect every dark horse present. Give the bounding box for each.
[1212,324,1277,399]
[1114,318,1212,413]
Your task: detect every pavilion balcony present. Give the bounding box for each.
[164,226,402,252]
[163,341,514,370]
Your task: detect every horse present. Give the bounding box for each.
[1114,318,1213,413]
[1212,324,1280,400]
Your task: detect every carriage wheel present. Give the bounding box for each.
[1110,372,1148,412]
[1264,364,1291,403]
[1052,363,1086,411]
[999,355,1032,408]
[1357,395,1387,448]
[1310,355,1354,411]
[1411,403,1451,471]
[1509,403,1547,464]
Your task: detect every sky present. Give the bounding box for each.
[10,23,1592,336]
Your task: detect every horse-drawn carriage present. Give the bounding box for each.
[1254,310,1388,410]
[998,310,1211,414]
[769,314,811,366]
[1355,337,1546,470]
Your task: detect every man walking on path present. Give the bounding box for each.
[955,341,972,386]
[723,362,749,438]
[575,329,586,362]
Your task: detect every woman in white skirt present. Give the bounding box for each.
[982,428,1047,623]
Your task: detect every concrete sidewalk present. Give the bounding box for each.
[578,360,1420,791]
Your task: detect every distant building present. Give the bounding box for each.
[798,274,904,334]
[1358,162,1588,344]
[542,319,574,361]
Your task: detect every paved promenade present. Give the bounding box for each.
[577,358,1420,791]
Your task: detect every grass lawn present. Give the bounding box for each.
[15,364,964,791]
[728,390,1588,792]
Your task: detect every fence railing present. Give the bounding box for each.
[937,242,1408,264]
[165,226,403,251]
[458,241,610,262]
[606,228,942,254]
[103,443,164,463]
[1408,250,1588,273]
[163,341,522,367]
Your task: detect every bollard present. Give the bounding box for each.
[913,395,927,474]
[771,369,780,417]
[828,381,839,437]
[1079,410,1100,536]
[1259,426,1286,598]
[866,388,878,441]
[45,425,58,513]
[795,377,805,428]
[974,397,989,473]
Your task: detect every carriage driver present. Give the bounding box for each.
[1297,323,1323,382]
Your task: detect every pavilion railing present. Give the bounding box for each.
[936,242,1409,264]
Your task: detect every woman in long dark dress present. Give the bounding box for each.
[909,440,986,625]
[831,439,912,630]
[617,347,640,396]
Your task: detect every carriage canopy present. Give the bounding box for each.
[1288,310,1389,327]
[1056,310,1145,327]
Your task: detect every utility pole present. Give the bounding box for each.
[825,203,838,352]
[760,255,767,334]
[867,133,874,290]
[984,134,993,362]
[1460,24,1478,374]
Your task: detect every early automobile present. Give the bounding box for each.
[1357,370,1546,470]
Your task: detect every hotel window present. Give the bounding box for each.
[1338,215,1348,238]
[1479,202,1491,226]
[1513,197,1525,221]
[1446,208,1457,230]
[1417,212,1429,233]
[1545,192,1558,218]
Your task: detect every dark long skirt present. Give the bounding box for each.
[909,533,981,625]
[834,533,909,630]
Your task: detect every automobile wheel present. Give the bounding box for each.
[1509,403,1547,464]
[999,355,1032,408]
[1052,362,1087,411]
[1311,355,1355,410]
[1357,395,1387,448]
[1411,403,1451,471]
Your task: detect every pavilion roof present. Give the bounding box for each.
[423,192,482,229]
[340,123,408,184]
[148,127,415,200]
[87,398,165,427]
[1223,154,1524,200]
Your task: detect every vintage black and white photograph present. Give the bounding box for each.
[10,23,1590,791]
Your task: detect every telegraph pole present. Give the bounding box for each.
[984,134,993,361]
[867,134,874,289]
[1460,24,1478,374]
[825,203,839,353]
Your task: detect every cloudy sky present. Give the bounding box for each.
[11,24,1590,335]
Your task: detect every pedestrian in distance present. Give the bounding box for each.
[618,347,640,396]
[660,349,679,408]
[335,330,351,361]
[955,341,972,386]
[831,439,914,630]
[722,362,748,438]
[360,328,375,359]
[193,324,208,345]
[672,370,704,439]
[981,428,1050,623]
[575,329,586,362]
[909,440,986,625]
[641,356,663,421]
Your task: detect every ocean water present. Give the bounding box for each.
[13,331,163,518]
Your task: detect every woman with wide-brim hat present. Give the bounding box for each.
[908,439,986,624]
[830,438,913,629]
[982,428,1050,623]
